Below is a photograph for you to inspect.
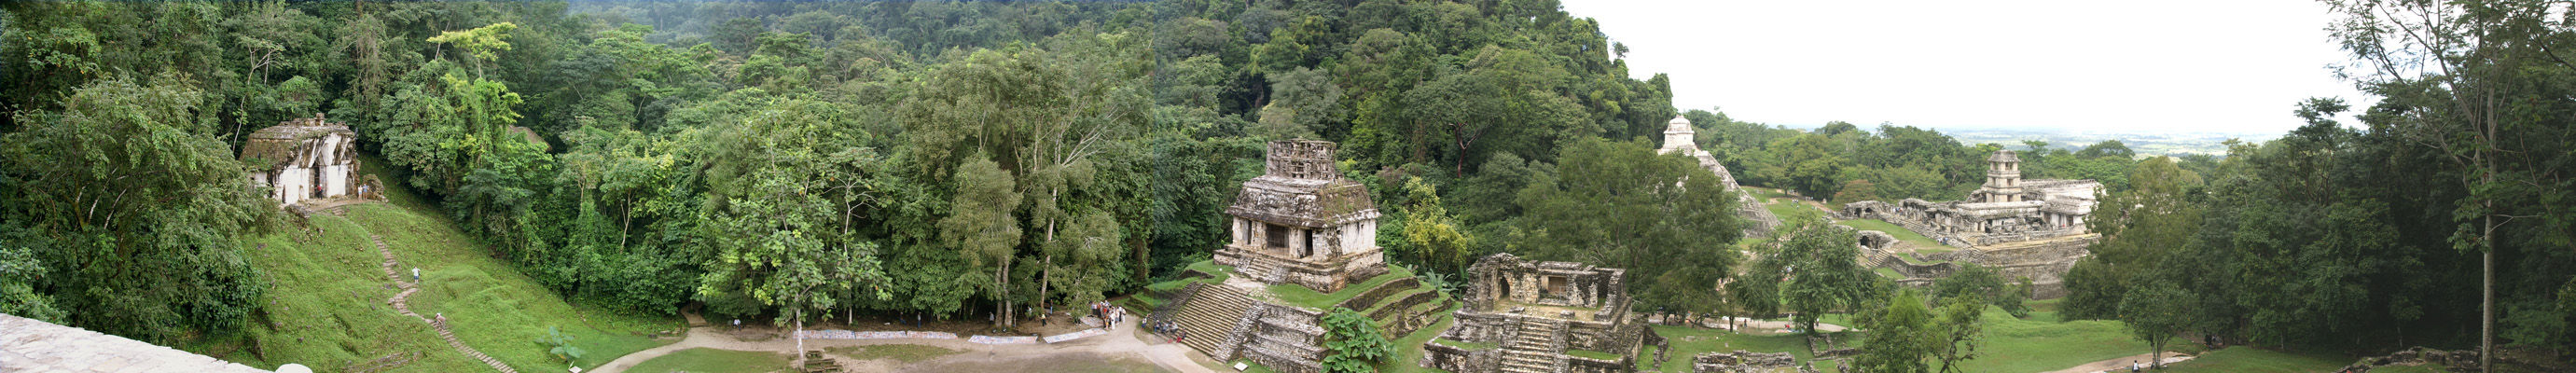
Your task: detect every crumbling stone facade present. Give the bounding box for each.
[1214,140,1389,293]
[1424,254,1649,373]
[1841,150,2099,247]
[242,114,372,206]
[1660,116,1782,238]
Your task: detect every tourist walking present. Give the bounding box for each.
[411,268,420,282]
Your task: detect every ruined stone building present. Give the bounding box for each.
[1154,140,1451,373]
[1214,140,1388,292]
[241,114,369,206]
[1839,149,2104,299]
[1659,116,1782,238]
[1421,254,1654,373]
[1840,150,2099,247]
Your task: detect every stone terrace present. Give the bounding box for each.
[0,313,273,372]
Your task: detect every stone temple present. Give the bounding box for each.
[1421,254,1653,373]
[240,114,369,206]
[1214,140,1388,292]
[1659,116,1782,238]
[1839,150,2099,247]
[1151,140,1451,373]
[1838,150,2104,298]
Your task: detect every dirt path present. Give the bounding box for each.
[591,311,1212,373]
[2040,352,2193,373]
[365,229,517,373]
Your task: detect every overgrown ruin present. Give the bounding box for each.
[241,114,377,207]
[1660,116,1783,238]
[1151,140,1449,373]
[1421,254,1654,373]
[1840,150,2103,298]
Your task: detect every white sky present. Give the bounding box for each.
[1560,0,2370,134]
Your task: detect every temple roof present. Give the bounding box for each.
[240,115,353,166]
[1665,116,1694,135]
[1987,150,2021,162]
[1226,140,1379,228]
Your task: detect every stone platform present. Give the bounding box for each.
[0,313,273,372]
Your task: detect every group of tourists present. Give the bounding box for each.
[1090,301,1125,326]
[1151,320,1188,345]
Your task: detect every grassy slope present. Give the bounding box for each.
[355,203,680,370]
[220,212,489,371]
[209,153,677,371]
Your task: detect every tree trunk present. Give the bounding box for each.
[996,265,1012,328]
[1039,209,1057,315]
[796,315,808,368]
[2483,211,2495,372]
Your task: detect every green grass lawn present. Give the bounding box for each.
[1832,218,1945,249]
[1743,186,1792,200]
[1735,305,2147,372]
[1762,201,1813,222]
[1955,306,2149,372]
[2156,346,2354,372]
[2020,298,2065,323]
[825,343,965,363]
[1184,260,1237,282]
[1265,265,1417,310]
[626,348,789,373]
[1875,268,1904,279]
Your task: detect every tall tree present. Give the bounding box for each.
[1517,138,1741,313]
[1857,288,1935,373]
[0,72,277,342]
[2120,282,2193,369]
[2323,1,2573,366]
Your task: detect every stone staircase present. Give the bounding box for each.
[369,234,517,373]
[1169,282,1261,358]
[1240,254,1289,284]
[1500,317,1562,373]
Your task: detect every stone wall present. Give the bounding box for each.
[1874,235,2097,300]
[1420,342,1497,373]
[1567,353,1632,373]
[1214,245,1389,293]
[1240,304,1328,373]
[1365,290,1447,336]
[1693,350,1795,373]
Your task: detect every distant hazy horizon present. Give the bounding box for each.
[1564,0,2371,135]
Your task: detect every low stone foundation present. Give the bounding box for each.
[2345,346,2482,372]
[1693,350,1796,373]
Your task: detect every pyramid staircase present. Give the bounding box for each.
[1168,281,1263,358]
[1499,317,1564,373]
[1239,253,1290,284]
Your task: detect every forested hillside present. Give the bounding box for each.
[6,0,2576,369]
[0,0,1704,342]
